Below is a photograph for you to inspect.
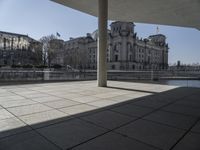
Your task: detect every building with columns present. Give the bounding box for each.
[0,31,43,66]
[62,21,168,70]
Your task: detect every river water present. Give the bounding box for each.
[158,80,200,88]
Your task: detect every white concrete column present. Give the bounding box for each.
[97,0,108,87]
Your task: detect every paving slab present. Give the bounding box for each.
[23,93,51,99]
[133,97,170,108]
[144,110,197,130]
[0,81,199,150]
[172,132,200,150]
[182,93,200,101]
[175,98,200,108]
[59,104,97,116]
[0,109,15,120]
[19,109,70,128]
[0,99,37,108]
[7,103,52,116]
[0,89,10,94]
[162,104,200,117]
[37,119,107,149]
[88,100,119,108]
[0,95,26,101]
[78,90,103,96]
[0,93,17,98]
[191,120,200,134]
[126,92,151,98]
[82,110,136,130]
[43,99,80,109]
[158,87,194,99]
[108,95,135,102]
[72,132,158,150]
[0,131,60,150]
[150,95,178,103]
[0,117,31,139]
[116,119,185,150]
[93,92,124,99]
[31,96,63,103]
[57,93,84,99]
[112,104,154,117]
[70,95,102,103]
[13,91,40,96]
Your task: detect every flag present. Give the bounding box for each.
[156,26,159,34]
[56,32,61,37]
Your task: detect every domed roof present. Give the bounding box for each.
[91,29,111,41]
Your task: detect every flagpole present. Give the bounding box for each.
[156,26,159,34]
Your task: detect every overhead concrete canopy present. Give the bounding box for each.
[52,0,200,30]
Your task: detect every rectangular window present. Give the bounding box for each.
[3,38,6,50]
[129,55,132,61]
[115,55,118,61]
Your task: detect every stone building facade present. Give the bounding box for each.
[52,21,169,70]
[49,39,65,66]
[0,31,43,66]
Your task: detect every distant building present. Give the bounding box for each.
[0,31,43,66]
[49,39,65,66]
[177,60,181,67]
[169,63,200,72]
[62,22,169,70]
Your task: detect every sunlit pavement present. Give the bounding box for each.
[0,80,200,150]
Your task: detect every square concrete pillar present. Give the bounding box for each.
[97,0,108,87]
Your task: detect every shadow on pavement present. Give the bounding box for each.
[0,86,200,150]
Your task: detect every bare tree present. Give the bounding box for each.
[39,34,57,67]
[29,41,43,65]
[64,47,88,70]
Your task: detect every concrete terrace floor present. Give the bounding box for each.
[0,80,200,150]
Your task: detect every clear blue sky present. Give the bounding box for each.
[0,0,200,64]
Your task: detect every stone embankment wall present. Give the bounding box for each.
[0,69,199,81]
